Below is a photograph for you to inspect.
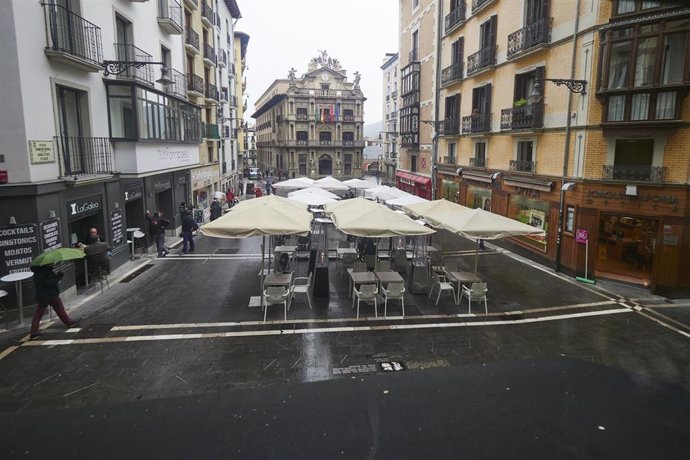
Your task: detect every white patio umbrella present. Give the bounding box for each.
[385,194,429,208]
[364,185,410,201]
[288,187,341,200]
[288,194,337,207]
[312,175,350,191]
[273,176,315,191]
[343,178,377,190]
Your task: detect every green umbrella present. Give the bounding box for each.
[31,247,86,266]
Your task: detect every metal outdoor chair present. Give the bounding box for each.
[460,282,488,315]
[338,252,357,276]
[382,282,405,317]
[290,272,313,310]
[353,283,378,319]
[429,271,456,306]
[347,261,367,293]
[263,286,290,322]
[376,260,391,272]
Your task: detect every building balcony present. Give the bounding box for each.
[509,160,536,173]
[343,140,364,147]
[113,43,154,86]
[442,118,460,135]
[445,2,466,34]
[319,139,332,146]
[469,157,486,168]
[205,83,219,104]
[203,44,217,66]
[202,122,220,140]
[183,0,198,10]
[467,45,496,76]
[462,113,491,133]
[55,136,113,177]
[500,103,544,131]
[229,95,237,107]
[472,0,496,15]
[391,90,398,99]
[187,73,204,97]
[602,165,666,182]
[157,0,183,35]
[218,49,227,68]
[41,2,103,71]
[185,28,200,54]
[201,2,215,27]
[442,156,457,165]
[400,133,419,148]
[391,110,398,119]
[409,48,418,63]
[163,68,187,99]
[441,62,463,87]
[296,113,309,121]
[285,139,309,147]
[507,18,551,59]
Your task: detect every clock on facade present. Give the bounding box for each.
[320,73,329,82]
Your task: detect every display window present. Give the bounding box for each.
[440,179,459,202]
[508,195,548,252]
[467,185,492,210]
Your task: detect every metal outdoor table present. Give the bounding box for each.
[126,227,141,260]
[1,271,34,325]
[349,271,377,298]
[336,247,357,256]
[445,271,482,305]
[264,272,293,288]
[375,271,404,289]
[274,245,297,254]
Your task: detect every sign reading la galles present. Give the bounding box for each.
[66,195,102,219]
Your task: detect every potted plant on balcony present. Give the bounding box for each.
[514,98,528,107]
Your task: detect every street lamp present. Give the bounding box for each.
[420,120,446,200]
[102,60,173,85]
[529,78,587,273]
[379,131,399,185]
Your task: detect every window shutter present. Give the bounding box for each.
[457,37,464,65]
[489,15,498,47]
[454,94,461,119]
[484,84,493,115]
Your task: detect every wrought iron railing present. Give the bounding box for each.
[510,160,535,173]
[507,18,551,59]
[467,45,496,75]
[41,2,103,66]
[114,43,153,85]
[205,83,219,101]
[292,88,357,98]
[203,43,217,65]
[442,156,457,165]
[442,118,460,135]
[469,157,486,168]
[500,103,544,130]
[158,0,183,31]
[391,110,398,118]
[164,69,187,99]
[462,113,491,133]
[409,48,418,63]
[203,122,220,139]
[296,113,308,120]
[441,62,463,85]
[602,165,666,182]
[55,136,112,177]
[187,73,204,94]
[218,49,227,67]
[445,2,466,33]
[185,28,200,50]
[201,2,215,24]
[319,139,332,146]
[472,0,493,13]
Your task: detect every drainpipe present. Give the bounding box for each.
[431,0,444,200]
[555,0,581,272]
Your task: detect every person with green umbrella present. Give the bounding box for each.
[29,261,80,339]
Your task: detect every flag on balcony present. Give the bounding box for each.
[321,106,325,124]
[330,104,335,124]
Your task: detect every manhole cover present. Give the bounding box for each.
[120,264,153,283]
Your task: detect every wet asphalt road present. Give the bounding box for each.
[0,230,689,459]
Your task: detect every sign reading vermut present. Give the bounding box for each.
[575,229,588,244]
[0,224,39,275]
[111,208,124,246]
[39,218,62,251]
[66,195,102,219]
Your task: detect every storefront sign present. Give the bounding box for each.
[0,224,39,275]
[39,218,62,251]
[28,140,55,164]
[66,195,102,219]
[177,175,187,185]
[516,187,540,198]
[110,208,124,246]
[575,229,588,244]
[153,178,172,192]
[156,146,191,164]
[587,190,679,204]
[124,188,143,202]
[191,165,218,189]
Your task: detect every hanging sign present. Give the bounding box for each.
[0,224,39,275]
[111,208,124,246]
[575,228,588,244]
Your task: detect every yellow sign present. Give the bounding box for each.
[28,141,56,164]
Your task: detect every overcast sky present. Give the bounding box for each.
[236,0,399,126]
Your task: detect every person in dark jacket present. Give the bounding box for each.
[210,198,222,221]
[146,210,170,257]
[29,264,80,338]
[180,209,198,254]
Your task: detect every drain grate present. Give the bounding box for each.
[214,248,239,254]
[120,264,153,283]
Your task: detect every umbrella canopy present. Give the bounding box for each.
[342,178,377,190]
[312,175,349,191]
[200,195,312,238]
[272,176,315,190]
[403,198,471,218]
[288,187,341,200]
[32,247,85,266]
[324,197,435,238]
[385,194,429,207]
[364,185,409,201]
[288,194,337,206]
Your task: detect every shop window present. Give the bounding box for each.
[565,205,575,234]
[508,195,548,252]
[467,185,491,210]
[442,179,459,202]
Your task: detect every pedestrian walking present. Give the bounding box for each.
[146,210,170,257]
[29,264,80,339]
[210,198,222,221]
[225,189,236,208]
[180,209,198,254]
[264,179,271,195]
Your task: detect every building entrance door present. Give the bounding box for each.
[319,155,332,176]
[596,214,657,286]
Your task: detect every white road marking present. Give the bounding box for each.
[20,308,632,347]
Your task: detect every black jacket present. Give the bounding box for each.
[181,213,198,233]
[210,201,222,220]
[146,214,169,236]
[31,265,63,302]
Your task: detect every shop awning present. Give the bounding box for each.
[396,171,431,185]
[461,171,493,183]
[503,175,554,192]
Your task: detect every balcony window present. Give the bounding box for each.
[344,153,353,176]
[41,1,103,70]
[662,32,688,84]
[604,139,665,182]
[471,141,487,168]
[445,143,456,165]
[613,0,663,16]
[655,92,676,119]
[296,108,308,120]
[299,154,307,176]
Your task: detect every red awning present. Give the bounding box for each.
[396,171,431,185]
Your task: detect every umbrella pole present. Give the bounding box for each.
[474,239,479,274]
[261,236,266,307]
